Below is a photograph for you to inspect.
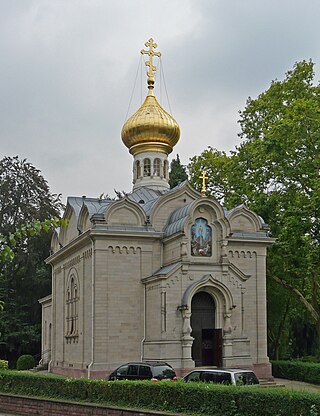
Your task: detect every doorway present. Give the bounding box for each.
[191,291,222,367]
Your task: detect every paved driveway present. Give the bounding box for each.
[274,378,320,393]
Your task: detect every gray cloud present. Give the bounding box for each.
[0,0,319,201]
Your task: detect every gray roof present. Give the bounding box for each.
[66,196,113,222]
[151,262,180,277]
[163,203,193,237]
[67,182,191,225]
[66,196,85,218]
[127,187,163,204]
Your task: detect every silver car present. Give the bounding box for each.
[183,368,259,386]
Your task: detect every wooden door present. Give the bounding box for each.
[191,291,222,367]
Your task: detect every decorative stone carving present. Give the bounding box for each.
[181,240,188,257]
[181,309,192,339]
[180,309,194,366]
[223,313,232,334]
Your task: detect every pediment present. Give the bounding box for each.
[105,198,147,226]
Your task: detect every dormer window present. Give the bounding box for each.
[144,158,151,176]
[153,158,161,176]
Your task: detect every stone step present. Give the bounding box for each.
[31,363,48,372]
[259,379,285,388]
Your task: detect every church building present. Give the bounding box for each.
[40,39,274,379]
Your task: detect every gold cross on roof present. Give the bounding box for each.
[141,38,161,84]
[200,170,208,197]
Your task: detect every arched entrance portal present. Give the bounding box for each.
[191,291,222,367]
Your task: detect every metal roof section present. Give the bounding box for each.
[141,261,181,283]
[169,180,189,190]
[66,196,84,220]
[66,196,112,221]
[127,187,164,204]
[126,187,166,217]
[92,224,157,233]
[163,203,193,237]
[152,261,180,276]
[83,198,113,217]
[230,231,271,240]
[68,182,195,227]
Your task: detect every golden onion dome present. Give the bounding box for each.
[121,90,180,156]
[121,38,180,156]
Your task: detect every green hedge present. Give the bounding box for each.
[0,370,320,416]
[272,360,320,385]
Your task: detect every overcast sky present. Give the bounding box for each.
[1,0,320,202]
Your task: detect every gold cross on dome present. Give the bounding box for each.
[141,38,161,82]
[200,170,208,197]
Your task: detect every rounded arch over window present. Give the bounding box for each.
[66,269,80,339]
[143,158,151,177]
[153,158,161,176]
[136,160,141,179]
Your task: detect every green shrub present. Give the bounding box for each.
[0,369,320,415]
[272,360,320,385]
[0,360,8,370]
[299,356,320,363]
[16,354,35,371]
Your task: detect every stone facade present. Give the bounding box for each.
[40,182,274,379]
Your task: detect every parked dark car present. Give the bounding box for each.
[183,368,259,386]
[108,361,177,381]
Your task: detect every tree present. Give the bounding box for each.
[169,154,188,188]
[189,147,233,202]
[0,156,63,365]
[188,60,320,356]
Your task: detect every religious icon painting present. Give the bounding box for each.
[191,218,212,257]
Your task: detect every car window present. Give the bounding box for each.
[139,365,152,378]
[116,365,128,376]
[217,372,232,384]
[234,372,259,385]
[201,371,231,384]
[185,371,201,382]
[152,365,176,380]
[201,372,216,382]
[127,365,139,376]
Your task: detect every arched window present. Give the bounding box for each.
[163,160,168,179]
[153,158,161,176]
[136,160,141,179]
[143,158,151,177]
[191,218,212,257]
[66,274,79,339]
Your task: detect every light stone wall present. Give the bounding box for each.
[163,237,181,265]
[108,207,141,226]
[43,184,272,379]
[39,296,52,365]
[50,243,92,372]
[82,237,162,371]
[227,242,269,366]
[62,211,78,246]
